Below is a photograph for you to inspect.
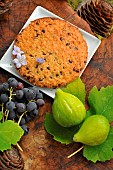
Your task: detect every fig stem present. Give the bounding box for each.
[67,145,84,158]
[17,143,23,152]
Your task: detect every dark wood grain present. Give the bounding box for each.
[0,0,113,169]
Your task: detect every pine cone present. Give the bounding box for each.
[77,0,113,38]
[0,0,13,15]
[0,146,24,170]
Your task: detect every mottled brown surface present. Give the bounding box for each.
[0,0,113,170]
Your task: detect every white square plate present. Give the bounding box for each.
[0,6,101,98]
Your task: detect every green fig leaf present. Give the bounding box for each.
[44,113,79,144]
[0,111,2,121]
[83,126,113,163]
[85,110,93,119]
[61,77,86,103]
[88,86,113,122]
[0,120,24,152]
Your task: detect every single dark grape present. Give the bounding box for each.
[8,77,18,88]
[8,110,16,120]
[25,115,32,122]
[20,117,26,126]
[16,82,24,90]
[32,86,39,95]
[15,90,24,99]
[6,101,15,111]
[16,103,26,113]
[30,109,39,117]
[36,91,43,99]
[0,93,8,103]
[26,102,37,112]
[2,82,9,92]
[24,88,36,100]
[36,99,45,107]
[23,88,29,93]
[0,84,3,93]
[21,125,29,135]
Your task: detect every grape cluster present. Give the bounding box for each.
[0,77,45,135]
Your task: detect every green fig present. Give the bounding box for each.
[52,89,86,127]
[73,115,110,146]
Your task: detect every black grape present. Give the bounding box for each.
[15,90,24,99]
[1,77,45,137]
[0,84,3,93]
[0,93,8,103]
[30,109,39,117]
[36,91,43,99]
[25,115,32,122]
[16,103,26,113]
[36,99,45,107]
[32,86,39,95]
[24,88,36,100]
[26,102,37,112]
[2,82,9,92]
[23,88,29,93]
[20,117,26,126]
[8,110,16,120]
[21,125,29,135]
[6,101,15,111]
[8,77,18,88]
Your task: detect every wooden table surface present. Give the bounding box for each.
[0,0,113,169]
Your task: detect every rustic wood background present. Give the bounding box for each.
[0,0,113,169]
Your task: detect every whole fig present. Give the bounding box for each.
[52,89,86,127]
[73,115,110,146]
